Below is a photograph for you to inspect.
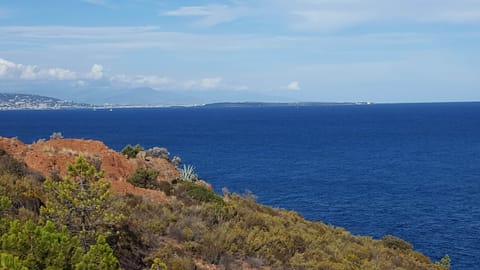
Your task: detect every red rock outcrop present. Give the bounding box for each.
[0,137,179,202]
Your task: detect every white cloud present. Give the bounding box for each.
[164,6,213,16]
[164,4,247,27]
[199,77,223,88]
[185,77,223,89]
[0,26,284,51]
[287,81,300,91]
[89,64,104,80]
[275,0,480,31]
[0,25,442,55]
[0,58,233,90]
[0,58,77,80]
[110,74,171,87]
[292,10,373,31]
[133,75,170,85]
[42,68,77,80]
[112,75,228,90]
[0,58,15,77]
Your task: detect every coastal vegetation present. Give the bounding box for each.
[121,144,144,159]
[49,132,64,140]
[179,164,199,182]
[128,167,161,190]
[0,138,450,270]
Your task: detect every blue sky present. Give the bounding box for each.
[1,0,480,103]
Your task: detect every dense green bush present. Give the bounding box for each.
[0,220,83,269]
[437,254,451,269]
[121,144,144,159]
[173,181,224,206]
[75,235,119,270]
[186,184,224,205]
[127,168,160,190]
[0,195,12,213]
[126,167,173,195]
[382,235,413,250]
[0,252,27,270]
[0,219,117,269]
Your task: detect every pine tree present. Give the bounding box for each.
[75,235,118,270]
[0,220,83,269]
[41,156,111,252]
[0,253,27,270]
[150,258,168,270]
[0,195,12,215]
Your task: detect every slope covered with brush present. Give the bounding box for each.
[0,137,450,270]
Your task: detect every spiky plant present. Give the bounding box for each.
[180,165,198,182]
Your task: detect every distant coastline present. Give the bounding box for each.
[0,92,375,110]
[0,93,93,110]
[4,92,479,111]
[201,101,373,107]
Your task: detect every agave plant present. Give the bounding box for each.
[180,164,198,182]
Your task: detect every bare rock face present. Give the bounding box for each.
[0,137,180,202]
[0,137,26,156]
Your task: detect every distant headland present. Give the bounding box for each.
[0,92,372,110]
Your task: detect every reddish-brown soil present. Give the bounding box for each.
[0,137,179,202]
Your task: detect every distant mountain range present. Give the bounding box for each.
[0,84,295,106]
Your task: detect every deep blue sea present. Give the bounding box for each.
[1,103,479,269]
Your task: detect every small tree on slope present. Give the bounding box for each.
[41,156,111,252]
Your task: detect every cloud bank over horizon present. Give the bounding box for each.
[0,58,233,92]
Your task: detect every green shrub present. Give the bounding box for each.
[0,220,83,269]
[184,182,224,205]
[0,252,28,270]
[127,168,160,190]
[149,258,167,270]
[0,195,12,214]
[0,149,27,177]
[121,144,144,159]
[75,235,119,270]
[381,235,413,250]
[165,256,193,270]
[436,254,451,269]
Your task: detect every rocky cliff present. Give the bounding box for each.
[0,136,179,202]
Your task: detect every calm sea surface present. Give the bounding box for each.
[1,103,479,269]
